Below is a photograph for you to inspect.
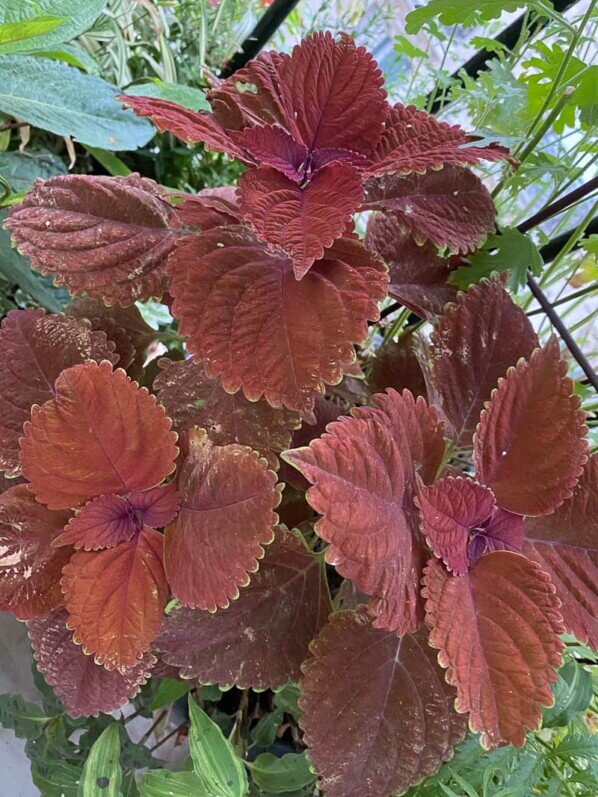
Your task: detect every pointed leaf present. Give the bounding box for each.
[524,454,598,649]
[157,530,331,689]
[6,174,180,305]
[140,770,205,797]
[170,227,386,417]
[232,125,309,181]
[363,166,496,254]
[53,494,140,551]
[0,308,117,476]
[61,526,168,669]
[474,337,588,516]
[299,608,466,797]
[0,485,71,619]
[78,723,122,797]
[164,429,281,611]
[28,609,154,718]
[423,552,564,748]
[21,361,178,510]
[283,389,445,634]
[430,278,538,446]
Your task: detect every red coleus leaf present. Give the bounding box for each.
[174,187,241,229]
[231,125,311,181]
[21,361,178,510]
[416,477,524,575]
[0,308,118,477]
[524,454,598,649]
[363,166,496,254]
[423,553,564,748]
[430,278,539,447]
[28,608,155,718]
[156,530,331,689]
[153,358,301,467]
[474,337,588,516]
[369,330,428,399]
[366,103,515,177]
[0,485,71,620]
[62,526,168,670]
[127,482,180,528]
[299,608,466,797]
[238,164,364,279]
[170,226,387,417]
[6,174,180,305]
[283,389,446,634]
[164,429,281,611]
[365,212,457,319]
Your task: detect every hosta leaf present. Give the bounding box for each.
[423,553,564,748]
[140,769,205,797]
[365,212,457,318]
[368,330,427,399]
[61,526,168,670]
[6,174,180,305]
[170,227,386,418]
[524,454,598,649]
[157,530,331,689]
[299,608,466,797]
[238,164,364,279]
[79,723,122,797]
[21,361,178,510]
[283,389,445,634]
[28,608,154,718]
[0,308,117,476]
[164,429,281,611]
[367,103,514,177]
[249,752,315,794]
[362,166,496,255]
[474,337,588,516]
[430,278,538,447]
[153,357,301,467]
[0,485,71,619]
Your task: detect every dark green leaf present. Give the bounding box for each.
[249,752,315,794]
[149,678,191,712]
[0,148,66,193]
[0,693,50,739]
[273,685,301,720]
[544,661,593,727]
[453,228,543,291]
[250,709,283,750]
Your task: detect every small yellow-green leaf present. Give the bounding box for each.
[78,722,122,797]
[0,16,67,50]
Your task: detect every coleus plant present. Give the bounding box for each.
[0,31,595,797]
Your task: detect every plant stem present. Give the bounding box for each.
[517,176,598,233]
[148,721,187,754]
[139,709,168,746]
[527,281,598,316]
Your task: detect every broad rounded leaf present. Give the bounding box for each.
[238,164,364,279]
[6,174,180,305]
[0,485,71,619]
[299,608,466,797]
[423,553,564,748]
[0,308,117,476]
[28,608,154,718]
[430,278,538,446]
[157,530,331,688]
[369,330,427,399]
[170,226,387,417]
[21,361,178,510]
[164,430,281,611]
[153,357,301,466]
[474,337,588,516]
[524,454,598,649]
[363,166,496,254]
[283,389,445,634]
[62,526,168,669]
[54,494,140,551]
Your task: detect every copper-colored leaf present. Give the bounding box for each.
[174,187,241,229]
[474,337,588,516]
[28,608,155,718]
[363,166,496,254]
[0,308,117,477]
[232,125,310,181]
[6,174,180,305]
[54,494,140,551]
[238,164,364,279]
[423,553,564,748]
[0,485,71,620]
[157,530,331,688]
[61,526,168,670]
[164,430,281,611]
[170,226,386,417]
[430,278,538,447]
[299,608,466,797]
[524,454,598,649]
[283,389,445,634]
[128,482,180,529]
[21,361,178,510]
[369,330,427,399]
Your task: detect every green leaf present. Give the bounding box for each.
[125,80,210,112]
[0,55,154,150]
[0,16,67,53]
[30,757,82,797]
[393,35,428,60]
[0,148,66,193]
[544,661,593,728]
[84,145,132,176]
[272,684,301,720]
[0,693,51,739]
[28,43,100,74]
[453,228,543,291]
[188,696,249,797]
[140,769,207,797]
[31,662,66,716]
[78,723,123,797]
[123,773,141,797]
[249,753,315,794]
[250,709,284,749]
[577,66,598,128]
[551,732,598,761]
[405,1,536,33]
[150,678,191,712]
[0,1,105,55]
